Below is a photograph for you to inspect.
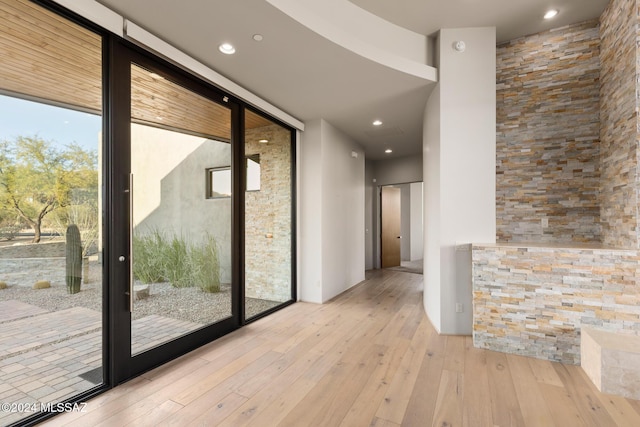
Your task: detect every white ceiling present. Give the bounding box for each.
[349,0,609,43]
[96,0,609,160]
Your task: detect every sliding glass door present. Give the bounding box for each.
[110,45,240,382]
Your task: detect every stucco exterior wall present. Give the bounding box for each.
[132,124,233,283]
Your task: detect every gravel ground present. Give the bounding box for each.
[0,263,283,324]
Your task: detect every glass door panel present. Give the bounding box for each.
[130,63,233,355]
[244,110,293,320]
[0,0,104,424]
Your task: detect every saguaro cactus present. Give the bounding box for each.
[66,224,82,294]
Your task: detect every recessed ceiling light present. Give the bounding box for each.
[252,34,264,42]
[155,116,163,121]
[219,43,236,54]
[544,9,558,19]
[373,120,383,126]
[259,139,269,143]
[149,72,163,80]
[385,149,392,154]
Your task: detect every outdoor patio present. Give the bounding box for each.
[0,300,203,425]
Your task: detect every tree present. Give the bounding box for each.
[0,136,98,243]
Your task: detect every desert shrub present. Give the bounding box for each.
[33,280,51,289]
[0,213,21,241]
[0,223,20,241]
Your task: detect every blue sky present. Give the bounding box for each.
[0,95,101,152]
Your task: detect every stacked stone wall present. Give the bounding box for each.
[599,0,640,248]
[473,244,640,364]
[245,124,292,302]
[480,4,640,364]
[496,20,601,243]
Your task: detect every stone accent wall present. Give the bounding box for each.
[496,21,601,244]
[245,124,292,302]
[599,0,640,249]
[473,244,640,365]
[474,0,640,367]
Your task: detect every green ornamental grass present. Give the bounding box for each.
[133,228,221,293]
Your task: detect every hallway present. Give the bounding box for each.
[41,270,640,426]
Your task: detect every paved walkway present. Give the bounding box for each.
[0,300,48,323]
[0,300,202,426]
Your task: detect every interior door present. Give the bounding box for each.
[381,186,401,268]
[110,42,240,382]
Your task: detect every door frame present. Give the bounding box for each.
[380,186,402,268]
[373,181,423,270]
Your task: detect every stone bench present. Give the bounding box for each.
[581,327,640,400]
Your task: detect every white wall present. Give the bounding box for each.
[365,162,375,270]
[400,184,411,261]
[321,120,366,301]
[299,120,323,303]
[423,27,496,334]
[370,155,423,186]
[424,85,442,331]
[410,182,423,260]
[299,119,366,303]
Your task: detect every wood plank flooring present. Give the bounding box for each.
[40,270,640,426]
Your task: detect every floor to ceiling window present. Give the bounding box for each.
[0,1,104,425]
[0,1,295,425]
[244,110,295,320]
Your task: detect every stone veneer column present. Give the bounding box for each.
[496,20,601,244]
[600,0,640,249]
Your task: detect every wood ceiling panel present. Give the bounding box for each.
[246,110,274,130]
[0,0,280,138]
[0,0,102,112]
[131,64,232,140]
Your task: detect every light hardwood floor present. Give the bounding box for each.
[40,270,640,426]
